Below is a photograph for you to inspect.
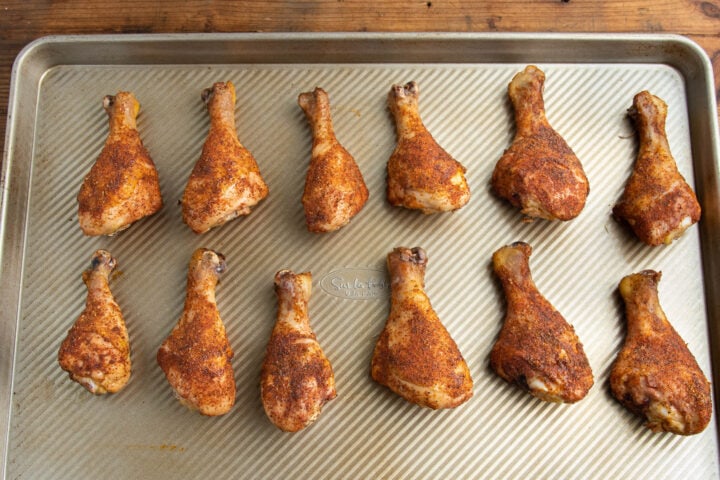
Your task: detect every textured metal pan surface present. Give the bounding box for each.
[2,33,719,479]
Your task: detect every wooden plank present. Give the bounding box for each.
[2,1,720,37]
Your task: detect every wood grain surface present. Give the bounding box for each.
[1,0,720,158]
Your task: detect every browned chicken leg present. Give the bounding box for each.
[77,92,163,236]
[261,270,336,432]
[386,82,471,214]
[298,87,369,232]
[613,91,701,245]
[371,247,473,409]
[490,242,593,403]
[492,66,589,221]
[182,81,269,233]
[58,250,131,394]
[157,248,235,416]
[610,270,711,435]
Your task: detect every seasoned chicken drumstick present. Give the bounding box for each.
[386,82,471,213]
[58,250,131,394]
[77,92,163,236]
[371,247,473,409]
[490,242,593,403]
[298,87,369,232]
[182,81,269,233]
[492,66,589,221]
[610,270,711,435]
[261,270,336,432]
[157,249,235,416]
[613,91,701,245]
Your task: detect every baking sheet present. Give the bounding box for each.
[1,33,719,479]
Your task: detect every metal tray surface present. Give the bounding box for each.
[2,33,720,479]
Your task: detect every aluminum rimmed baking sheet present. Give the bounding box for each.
[1,33,719,479]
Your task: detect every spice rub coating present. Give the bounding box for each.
[77,92,162,236]
[371,247,473,409]
[157,249,235,416]
[490,242,593,403]
[58,250,131,394]
[182,81,269,233]
[491,66,589,221]
[613,91,701,245]
[298,87,369,233]
[386,82,471,214]
[610,270,711,435]
[261,270,336,432]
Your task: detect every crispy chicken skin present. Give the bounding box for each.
[261,270,336,432]
[492,66,589,221]
[490,242,593,403]
[157,249,235,416]
[386,82,471,214]
[298,87,369,233]
[77,92,163,236]
[610,270,711,435]
[58,250,131,394]
[613,91,701,245]
[181,81,269,233]
[371,247,473,409]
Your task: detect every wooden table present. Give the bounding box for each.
[2,0,719,157]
